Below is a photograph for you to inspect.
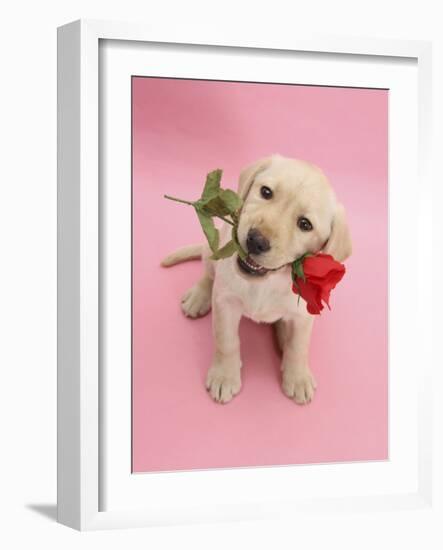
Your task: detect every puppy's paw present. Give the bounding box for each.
[282,368,317,405]
[206,367,241,404]
[181,284,211,318]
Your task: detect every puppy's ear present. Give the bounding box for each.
[238,157,272,200]
[323,204,352,262]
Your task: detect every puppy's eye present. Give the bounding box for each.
[297,217,313,231]
[260,186,273,200]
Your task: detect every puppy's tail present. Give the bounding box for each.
[161,244,203,267]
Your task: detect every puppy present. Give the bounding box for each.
[162,155,352,404]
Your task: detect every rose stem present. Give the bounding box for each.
[163,195,194,206]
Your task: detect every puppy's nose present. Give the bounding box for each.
[246,228,271,255]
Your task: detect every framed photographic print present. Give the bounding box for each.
[57,19,436,530]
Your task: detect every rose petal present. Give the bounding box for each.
[303,254,345,279]
[293,278,324,315]
[307,269,345,291]
[292,253,346,314]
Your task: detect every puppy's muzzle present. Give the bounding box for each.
[246,228,270,255]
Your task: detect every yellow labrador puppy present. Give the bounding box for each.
[162,155,352,404]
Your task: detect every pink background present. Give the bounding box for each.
[132,77,388,472]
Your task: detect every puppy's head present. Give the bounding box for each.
[236,154,352,277]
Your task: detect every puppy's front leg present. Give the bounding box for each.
[206,294,242,404]
[279,315,317,405]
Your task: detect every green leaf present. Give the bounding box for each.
[210,239,237,260]
[200,195,231,217]
[292,252,311,282]
[201,169,222,201]
[219,189,243,214]
[291,277,302,306]
[196,208,219,252]
[232,227,247,260]
[294,260,305,281]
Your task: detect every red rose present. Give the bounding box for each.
[291,253,346,315]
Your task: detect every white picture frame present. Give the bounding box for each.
[57,19,435,531]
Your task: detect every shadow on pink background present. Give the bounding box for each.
[132,77,388,472]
